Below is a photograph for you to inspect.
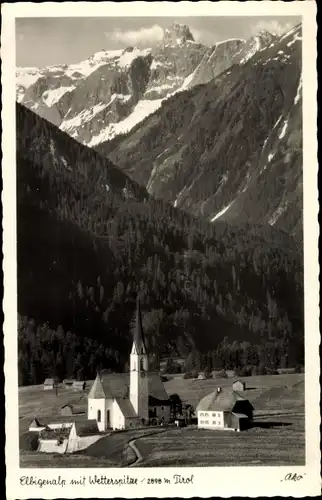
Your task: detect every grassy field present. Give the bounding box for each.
[19,373,304,467]
[163,373,304,412]
[134,414,305,467]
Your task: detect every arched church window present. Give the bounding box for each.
[97,409,101,422]
[140,358,145,371]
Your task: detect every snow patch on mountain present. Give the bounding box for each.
[211,202,234,222]
[269,201,288,226]
[16,67,42,89]
[88,98,164,146]
[42,85,76,107]
[294,76,302,105]
[65,49,124,78]
[118,47,151,68]
[279,120,288,139]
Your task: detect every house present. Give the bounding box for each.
[73,380,86,391]
[29,418,47,432]
[38,425,71,454]
[43,378,58,390]
[87,297,171,431]
[198,372,206,380]
[63,379,75,387]
[232,379,246,391]
[277,368,296,375]
[197,387,254,432]
[61,404,74,416]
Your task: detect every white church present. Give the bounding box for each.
[87,298,171,431]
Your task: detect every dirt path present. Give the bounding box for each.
[127,428,173,467]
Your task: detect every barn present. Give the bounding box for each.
[73,380,86,391]
[67,420,100,453]
[61,404,74,416]
[43,378,58,390]
[63,379,75,387]
[197,387,253,431]
[232,379,246,391]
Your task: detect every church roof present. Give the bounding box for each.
[88,372,170,402]
[88,373,106,399]
[116,398,137,419]
[73,420,99,436]
[197,389,248,412]
[133,296,147,354]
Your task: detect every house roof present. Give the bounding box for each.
[115,398,137,419]
[197,389,249,412]
[44,378,57,385]
[73,380,85,385]
[233,379,245,385]
[30,418,43,428]
[232,412,248,419]
[88,372,169,402]
[33,415,86,427]
[61,404,73,409]
[73,420,99,436]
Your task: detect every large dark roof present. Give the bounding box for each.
[88,372,169,402]
[197,389,252,412]
[74,420,99,436]
[115,398,137,418]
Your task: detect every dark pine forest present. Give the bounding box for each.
[17,103,304,386]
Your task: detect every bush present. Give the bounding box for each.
[19,432,39,452]
[183,372,193,379]
[214,370,228,379]
[204,369,213,379]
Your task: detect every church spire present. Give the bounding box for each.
[133,295,147,355]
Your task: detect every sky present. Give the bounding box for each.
[16,16,300,67]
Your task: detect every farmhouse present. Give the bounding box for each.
[232,379,246,391]
[63,379,75,387]
[88,297,171,431]
[61,404,74,416]
[43,378,58,390]
[73,380,86,391]
[29,417,47,432]
[197,387,254,432]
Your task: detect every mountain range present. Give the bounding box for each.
[96,24,302,240]
[17,23,277,148]
[16,22,304,384]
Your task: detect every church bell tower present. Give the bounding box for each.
[130,296,149,423]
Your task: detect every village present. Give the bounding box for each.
[19,298,304,467]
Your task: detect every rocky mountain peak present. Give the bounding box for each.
[163,22,195,46]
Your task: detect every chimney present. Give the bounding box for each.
[217,387,221,393]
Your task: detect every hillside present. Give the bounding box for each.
[96,25,302,240]
[17,102,303,386]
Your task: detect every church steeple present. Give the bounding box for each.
[132,296,147,355]
[130,295,149,422]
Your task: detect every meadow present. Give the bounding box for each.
[19,373,305,467]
